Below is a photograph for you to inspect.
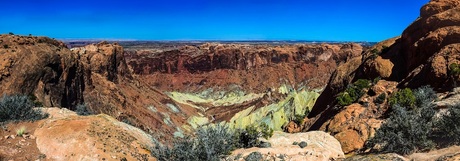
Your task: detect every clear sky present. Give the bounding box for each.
[0,0,428,42]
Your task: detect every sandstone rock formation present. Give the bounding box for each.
[227,131,345,161]
[306,0,460,154]
[343,146,460,161]
[0,35,84,108]
[0,35,195,142]
[313,80,396,153]
[0,108,155,160]
[35,108,155,161]
[125,43,364,93]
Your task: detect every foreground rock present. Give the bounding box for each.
[0,108,156,160]
[227,131,344,161]
[343,146,460,161]
[34,108,155,161]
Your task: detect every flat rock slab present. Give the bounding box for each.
[34,108,155,161]
[228,131,344,161]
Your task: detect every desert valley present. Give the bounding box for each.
[2,0,460,161]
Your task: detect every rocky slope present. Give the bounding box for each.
[0,108,155,160]
[124,42,366,132]
[125,43,364,93]
[305,0,460,154]
[0,35,196,142]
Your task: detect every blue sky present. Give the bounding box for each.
[0,0,428,42]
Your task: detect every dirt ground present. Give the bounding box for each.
[0,121,47,161]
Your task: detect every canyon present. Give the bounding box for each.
[1,0,460,160]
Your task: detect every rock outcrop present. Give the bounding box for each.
[0,35,195,142]
[306,0,460,154]
[343,146,460,161]
[0,108,155,160]
[227,131,345,161]
[0,35,84,108]
[34,108,155,161]
[125,43,364,93]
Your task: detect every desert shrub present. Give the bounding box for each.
[245,152,263,161]
[413,86,437,107]
[381,45,390,53]
[259,123,273,139]
[0,95,48,122]
[3,44,8,49]
[16,126,26,137]
[354,79,371,89]
[237,125,260,148]
[293,114,305,125]
[371,48,380,54]
[449,63,460,77]
[195,123,237,160]
[152,122,274,161]
[370,48,380,59]
[28,95,43,107]
[366,86,438,155]
[374,93,386,104]
[75,104,92,116]
[388,88,416,109]
[337,92,355,106]
[435,104,460,144]
[337,79,371,106]
[366,104,435,155]
[152,123,237,161]
[372,77,381,85]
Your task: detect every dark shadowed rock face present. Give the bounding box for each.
[305,0,460,154]
[0,35,84,108]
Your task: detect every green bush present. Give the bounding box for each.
[372,77,381,85]
[337,92,355,106]
[293,114,305,125]
[388,88,416,109]
[237,125,260,148]
[0,95,48,122]
[449,63,460,77]
[259,123,273,139]
[28,95,43,107]
[336,79,371,106]
[374,93,386,104]
[354,79,371,89]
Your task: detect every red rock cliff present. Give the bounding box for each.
[125,43,364,92]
